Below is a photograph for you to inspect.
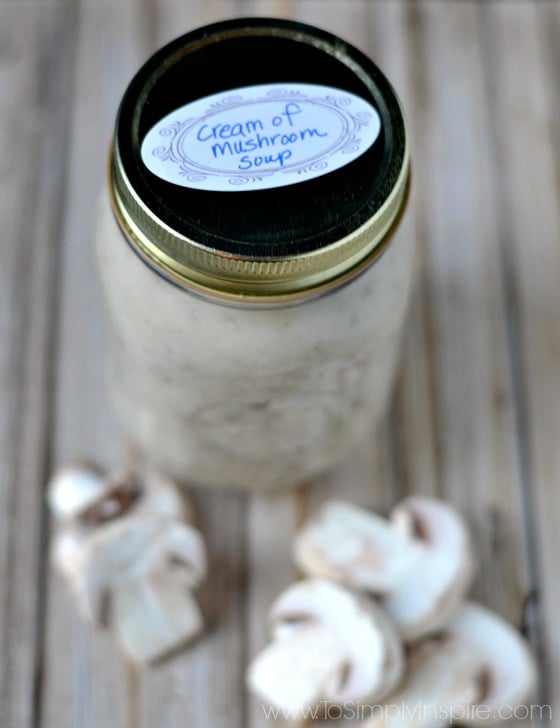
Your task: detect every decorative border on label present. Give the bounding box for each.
[141,83,381,192]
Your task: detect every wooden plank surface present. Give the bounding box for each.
[40,2,141,725]
[0,1,557,727]
[481,0,560,715]
[0,3,78,727]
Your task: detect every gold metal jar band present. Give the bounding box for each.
[109,136,409,304]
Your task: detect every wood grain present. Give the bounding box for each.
[398,5,543,723]
[0,3,77,727]
[40,3,143,726]
[480,0,560,717]
[0,1,557,727]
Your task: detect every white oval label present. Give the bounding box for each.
[140,83,381,192]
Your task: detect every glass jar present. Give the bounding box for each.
[96,18,413,490]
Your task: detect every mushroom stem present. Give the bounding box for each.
[248,625,348,716]
[113,570,203,663]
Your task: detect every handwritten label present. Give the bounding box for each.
[140,83,381,192]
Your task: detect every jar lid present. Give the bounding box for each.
[110,17,409,302]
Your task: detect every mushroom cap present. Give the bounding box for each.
[48,466,190,526]
[52,528,88,584]
[270,578,404,703]
[81,469,190,525]
[48,466,196,580]
[383,497,475,640]
[247,623,348,715]
[75,517,207,623]
[294,500,423,592]
[293,497,475,641]
[48,465,106,520]
[449,602,538,724]
[104,469,191,523]
[365,602,538,728]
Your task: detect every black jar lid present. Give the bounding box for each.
[110,17,409,302]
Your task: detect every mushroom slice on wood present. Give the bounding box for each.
[47,464,106,520]
[50,468,197,596]
[48,465,190,526]
[449,602,538,725]
[48,464,207,663]
[294,497,475,640]
[77,517,206,662]
[94,468,191,524]
[113,563,204,664]
[247,578,404,716]
[363,601,537,728]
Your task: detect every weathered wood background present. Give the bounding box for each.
[1,1,559,726]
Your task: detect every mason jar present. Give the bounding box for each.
[96,17,413,490]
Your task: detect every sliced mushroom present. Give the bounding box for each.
[247,578,404,716]
[449,602,538,725]
[113,562,204,664]
[48,465,206,663]
[47,464,106,520]
[362,601,537,728]
[294,498,475,640]
[48,465,190,525]
[96,468,191,523]
[77,517,206,662]
[50,466,192,584]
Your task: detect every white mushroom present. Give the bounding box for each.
[48,465,190,525]
[247,578,404,716]
[47,463,106,519]
[77,517,206,662]
[294,498,475,640]
[448,602,538,725]
[50,466,191,583]
[48,465,206,663]
[362,601,537,728]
